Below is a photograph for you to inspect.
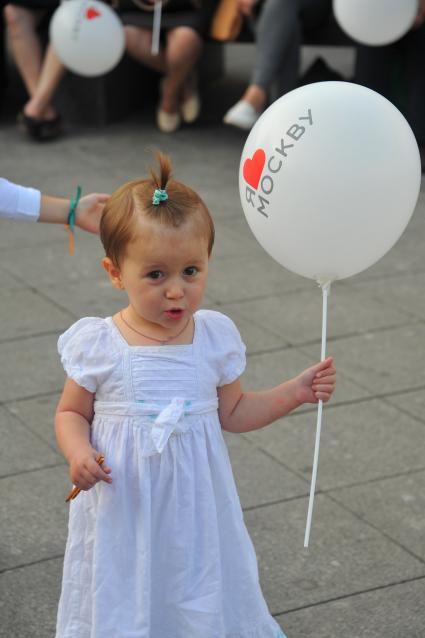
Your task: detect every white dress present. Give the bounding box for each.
[55,310,286,638]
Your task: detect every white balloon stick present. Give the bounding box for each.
[152,1,162,55]
[304,280,331,548]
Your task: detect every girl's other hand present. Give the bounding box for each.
[293,357,336,405]
[75,193,110,235]
[69,447,113,491]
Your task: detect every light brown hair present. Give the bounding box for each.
[100,152,215,266]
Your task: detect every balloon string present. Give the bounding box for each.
[152,1,162,55]
[304,280,331,548]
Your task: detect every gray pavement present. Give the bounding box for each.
[1,46,425,638]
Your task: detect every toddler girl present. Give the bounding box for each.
[55,152,336,638]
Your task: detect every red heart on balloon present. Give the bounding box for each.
[86,7,101,19]
[243,149,266,190]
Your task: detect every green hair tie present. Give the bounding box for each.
[152,188,168,206]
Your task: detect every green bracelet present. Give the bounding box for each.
[67,185,82,231]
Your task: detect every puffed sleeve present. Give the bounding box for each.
[57,317,109,393]
[200,310,246,386]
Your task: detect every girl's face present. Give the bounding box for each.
[103,216,210,332]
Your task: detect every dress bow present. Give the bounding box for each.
[149,397,188,455]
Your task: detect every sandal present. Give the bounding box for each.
[223,100,260,131]
[17,111,63,142]
[157,77,181,133]
[156,108,181,133]
[181,92,201,124]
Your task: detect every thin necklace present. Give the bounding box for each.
[119,310,191,345]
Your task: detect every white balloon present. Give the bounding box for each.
[333,0,418,46]
[50,0,125,77]
[239,82,421,283]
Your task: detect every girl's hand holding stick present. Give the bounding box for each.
[65,452,112,502]
[291,357,336,405]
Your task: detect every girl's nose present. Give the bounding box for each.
[165,284,184,299]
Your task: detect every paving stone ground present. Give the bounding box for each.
[1,45,424,638]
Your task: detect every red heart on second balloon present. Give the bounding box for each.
[243,149,266,190]
[86,7,101,19]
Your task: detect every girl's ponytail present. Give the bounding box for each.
[150,151,173,191]
[100,150,215,266]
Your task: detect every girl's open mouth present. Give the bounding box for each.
[165,308,184,320]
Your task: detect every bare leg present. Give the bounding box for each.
[24,45,65,120]
[4,5,64,120]
[181,69,198,101]
[4,5,44,97]
[125,25,166,73]
[160,27,202,114]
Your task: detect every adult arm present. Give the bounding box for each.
[39,192,110,233]
[0,178,109,233]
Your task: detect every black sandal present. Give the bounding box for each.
[17,111,63,142]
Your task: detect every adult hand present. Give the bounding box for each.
[75,193,109,234]
[413,0,425,28]
[236,0,257,18]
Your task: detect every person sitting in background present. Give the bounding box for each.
[354,0,425,173]
[123,0,216,133]
[223,0,332,130]
[3,1,65,141]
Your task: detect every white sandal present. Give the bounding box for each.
[223,100,260,130]
[157,109,181,133]
[181,92,201,124]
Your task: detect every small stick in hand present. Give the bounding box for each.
[65,454,105,503]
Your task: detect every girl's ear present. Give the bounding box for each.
[102,257,124,290]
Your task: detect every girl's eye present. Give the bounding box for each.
[184,266,198,277]
[147,270,163,280]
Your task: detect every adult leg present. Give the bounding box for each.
[24,44,65,120]
[254,0,332,98]
[249,0,302,110]
[271,0,331,98]
[125,25,167,73]
[224,0,331,129]
[236,0,332,109]
[126,24,202,131]
[5,4,64,136]
[224,0,300,128]
[3,5,44,98]
[160,26,202,115]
